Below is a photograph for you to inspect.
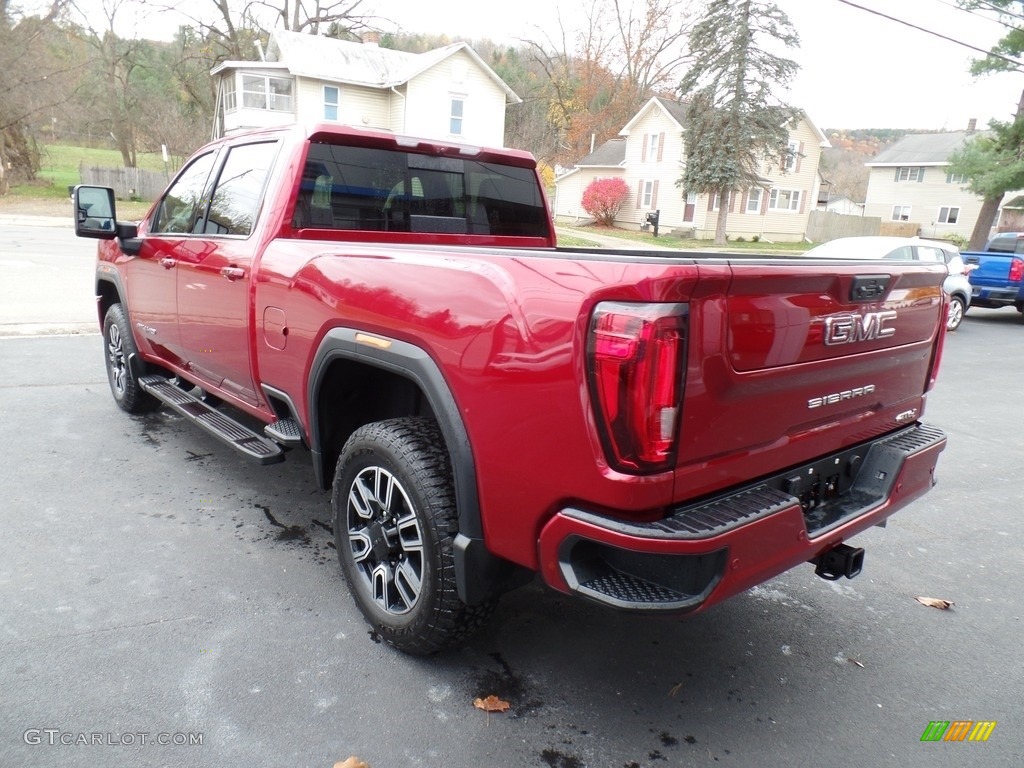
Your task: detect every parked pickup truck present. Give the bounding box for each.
[73,123,948,654]
[964,232,1024,317]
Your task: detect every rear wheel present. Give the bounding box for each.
[331,417,494,655]
[103,304,159,413]
[946,295,966,331]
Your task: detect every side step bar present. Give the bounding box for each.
[138,375,285,465]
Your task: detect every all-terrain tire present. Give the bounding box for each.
[331,417,495,655]
[102,304,160,413]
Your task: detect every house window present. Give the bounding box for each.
[242,75,293,112]
[891,205,912,221]
[642,180,655,208]
[323,86,339,121]
[946,172,966,184]
[897,166,924,182]
[450,98,464,136]
[937,206,960,224]
[648,133,660,162]
[783,140,800,172]
[223,77,236,112]
[746,188,762,214]
[711,191,734,211]
[769,188,801,211]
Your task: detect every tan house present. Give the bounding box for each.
[210,30,520,147]
[553,97,829,242]
[863,128,1024,240]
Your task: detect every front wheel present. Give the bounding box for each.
[946,295,966,332]
[331,417,494,655]
[103,304,159,413]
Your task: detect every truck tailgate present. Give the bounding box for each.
[674,259,946,488]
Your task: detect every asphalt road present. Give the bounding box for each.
[0,225,1022,768]
[0,219,96,335]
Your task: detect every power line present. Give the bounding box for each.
[972,0,1024,24]
[835,0,1024,72]
[930,0,1023,28]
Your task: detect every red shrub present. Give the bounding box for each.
[581,177,630,226]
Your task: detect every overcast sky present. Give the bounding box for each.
[66,0,1024,131]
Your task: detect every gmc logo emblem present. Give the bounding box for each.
[823,311,897,346]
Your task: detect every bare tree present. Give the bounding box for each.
[524,0,692,167]
[0,0,74,193]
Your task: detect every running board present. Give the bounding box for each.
[138,375,285,465]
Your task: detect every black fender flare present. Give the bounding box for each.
[307,328,506,604]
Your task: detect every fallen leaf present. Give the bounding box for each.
[473,695,511,713]
[914,596,954,610]
[847,658,865,668]
[333,758,370,768]
[668,682,684,697]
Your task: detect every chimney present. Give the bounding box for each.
[361,31,380,46]
[967,118,977,134]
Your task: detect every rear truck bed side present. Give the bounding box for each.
[253,240,947,611]
[75,122,948,653]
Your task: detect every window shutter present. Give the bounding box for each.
[741,189,749,213]
[795,142,804,173]
[641,135,648,162]
[652,180,659,208]
[708,193,716,212]
[918,168,925,183]
[894,168,901,182]
[657,133,665,162]
[637,180,643,209]
[798,191,805,214]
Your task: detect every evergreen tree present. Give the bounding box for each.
[954,1,1024,250]
[677,0,800,245]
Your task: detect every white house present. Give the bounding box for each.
[553,97,829,242]
[210,30,520,147]
[863,127,1024,240]
[825,196,865,216]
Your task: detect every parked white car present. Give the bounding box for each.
[802,236,973,331]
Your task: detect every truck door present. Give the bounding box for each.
[174,141,278,406]
[129,150,219,365]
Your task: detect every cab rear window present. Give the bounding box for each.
[291,142,550,238]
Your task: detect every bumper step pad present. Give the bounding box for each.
[138,375,285,465]
[264,417,303,448]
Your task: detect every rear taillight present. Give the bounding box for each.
[587,302,687,473]
[1010,257,1024,283]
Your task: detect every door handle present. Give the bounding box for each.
[220,266,245,281]
[159,257,176,269]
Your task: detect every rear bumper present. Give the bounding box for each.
[970,285,1021,306]
[537,423,946,613]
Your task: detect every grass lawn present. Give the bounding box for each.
[557,224,814,254]
[556,233,602,248]
[9,144,167,200]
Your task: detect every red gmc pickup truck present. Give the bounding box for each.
[74,123,948,654]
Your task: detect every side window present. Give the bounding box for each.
[882,246,915,260]
[203,142,278,236]
[915,246,943,263]
[151,152,217,235]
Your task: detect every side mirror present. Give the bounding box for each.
[72,184,141,254]
[74,185,117,239]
